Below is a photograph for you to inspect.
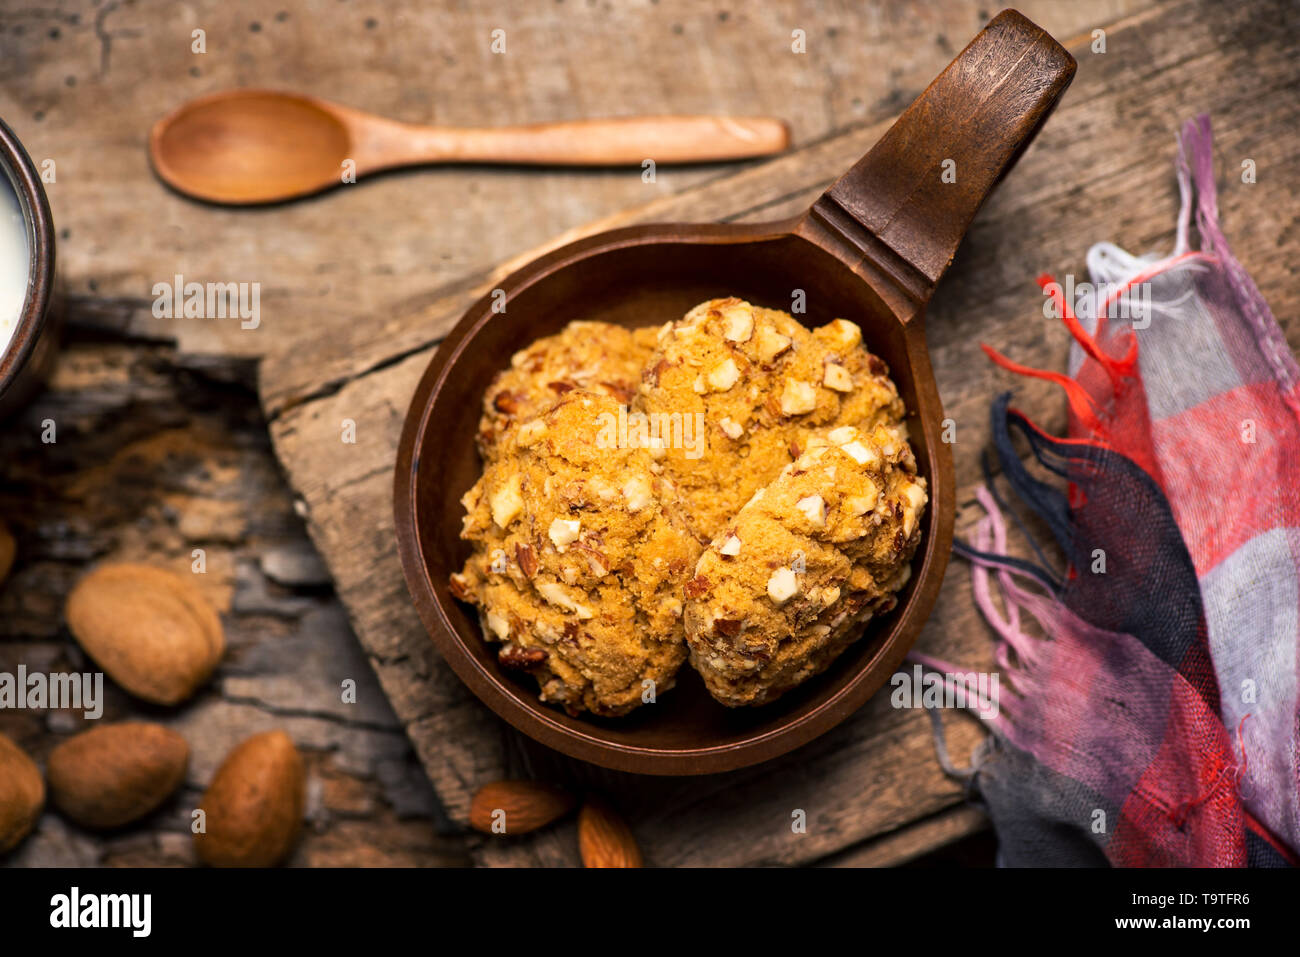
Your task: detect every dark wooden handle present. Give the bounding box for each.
[810,9,1076,307]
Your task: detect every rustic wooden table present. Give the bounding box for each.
[3,0,1294,867]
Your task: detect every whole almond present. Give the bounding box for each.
[194,730,304,867]
[0,732,44,854]
[66,563,225,706]
[47,723,189,829]
[578,795,642,867]
[0,521,14,585]
[469,779,575,835]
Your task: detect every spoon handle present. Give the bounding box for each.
[371,115,790,168]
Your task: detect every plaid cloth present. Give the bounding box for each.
[918,115,1299,866]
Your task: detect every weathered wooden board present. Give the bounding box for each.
[0,305,467,867]
[260,0,1300,865]
[0,0,1141,361]
[821,806,991,867]
[0,0,1207,868]
[2,0,1164,869]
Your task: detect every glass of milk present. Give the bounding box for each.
[0,118,57,416]
[0,160,30,361]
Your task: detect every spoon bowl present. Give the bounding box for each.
[151,90,352,205]
[395,10,1075,773]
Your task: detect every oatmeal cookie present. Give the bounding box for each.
[477,321,659,460]
[636,298,904,541]
[683,421,927,707]
[453,390,700,716]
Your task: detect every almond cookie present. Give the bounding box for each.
[683,422,927,707]
[636,297,904,541]
[453,390,700,716]
[477,321,659,460]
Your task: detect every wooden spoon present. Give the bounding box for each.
[149,89,791,205]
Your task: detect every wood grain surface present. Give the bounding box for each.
[0,303,467,866]
[2,0,1140,868]
[258,0,1300,866]
[3,0,1294,867]
[0,0,1144,361]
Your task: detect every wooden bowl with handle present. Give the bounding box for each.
[395,10,1075,774]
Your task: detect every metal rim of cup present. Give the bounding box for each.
[0,118,56,402]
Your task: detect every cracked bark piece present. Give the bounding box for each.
[635,297,904,541]
[476,321,659,460]
[683,422,927,707]
[453,391,700,716]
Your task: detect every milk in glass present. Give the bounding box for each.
[0,170,31,359]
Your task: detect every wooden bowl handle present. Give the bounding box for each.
[809,9,1076,308]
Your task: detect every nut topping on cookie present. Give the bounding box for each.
[449,573,473,602]
[683,418,927,708]
[721,302,755,342]
[516,419,547,447]
[486,610,511,639]
[536,581,594,620]
[621,475,653,511]
[515,543,539,578]
[456,391,700,715]
[477,321,657,461]
[779,378,818,415]
[755,324,793,364]
[839,440,877,466]
[766,567,799,605]
[684,575,711,599]
[490,474,524,529]
[706,357,741,392]
[821,318,862,349]
[462,301,917,718]
[548,517,581,550]
[823,362,854,392]
[845,491,878,515]
[499,644,547,669]
[796,495,827,527]
[718,417,744,439]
